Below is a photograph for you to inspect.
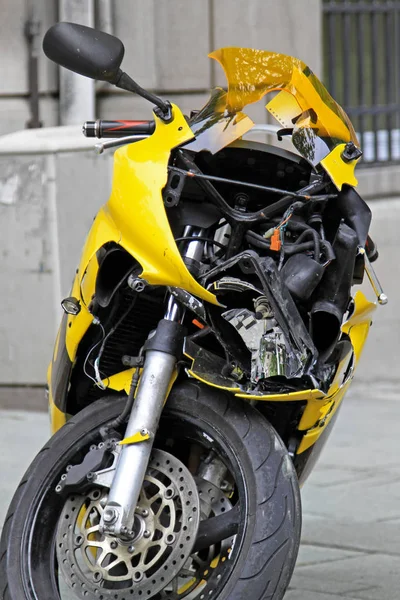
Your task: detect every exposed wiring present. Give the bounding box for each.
[246,230,315,254]
[103,355,142,434]
[83,296,137,389]
[83,322,106,387]
[94,357,106,390]
[169,166,337,201]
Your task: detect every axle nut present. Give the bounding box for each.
[103,507,118,524]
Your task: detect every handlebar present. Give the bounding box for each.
[83,119,155,138]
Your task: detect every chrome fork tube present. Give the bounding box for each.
[101,227,205,537]
[182,225,206,264]
[103,343,178,536]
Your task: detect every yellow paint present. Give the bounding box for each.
[120,430,150,445]
[178,578,198,595]
[48,103,222,423]
[235,388,325,402]
[106,105,218,305]
[320,143,359,190]
[187,370,242,393]
[297,291,376,453]
[64,208,121,361]
[80,252,99,307]
[58,104,219,366]
[210,556,220,568]
[103,368,137,395]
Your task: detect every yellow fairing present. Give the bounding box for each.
[107,106,217,304]
[59,105,219,364]
[297,291,376,453]
[320,144,359,189]
[48,104,219,431]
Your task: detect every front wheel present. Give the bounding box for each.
[0,382,301,600]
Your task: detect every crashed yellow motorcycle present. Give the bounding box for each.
[0,22,386,600]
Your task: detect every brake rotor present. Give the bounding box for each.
[56,448,200,599]
[159,478,234,598]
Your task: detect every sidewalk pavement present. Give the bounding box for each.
[0,377,398,599]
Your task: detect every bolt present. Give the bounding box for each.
[166,533,176,546]
[164,486,175,499]
[141,509,149,517]
[86,472,95,481]
[103,507,118,524]
[93,571,102,583]
[61,474,67,481]
[143,530,151,539]
[110,540,118,550]
[128,276,146,292]
[128,545,135,553]
[66,465,72,472]
[55,485,62,493]
[140,428,149,437]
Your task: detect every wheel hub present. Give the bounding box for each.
[56,448,200,599]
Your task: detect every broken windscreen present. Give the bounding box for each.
[187,47,360,185]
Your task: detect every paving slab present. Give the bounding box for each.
[289,569,379,598]
[0,409,49,533]
[285,591,364,600]
[0,375,399,599]
[296,544,363,567]
[293,553,400,600]
[301,516,400,557]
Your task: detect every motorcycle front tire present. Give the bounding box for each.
[0,381,301,600]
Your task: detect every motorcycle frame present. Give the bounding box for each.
[47,103,377,485]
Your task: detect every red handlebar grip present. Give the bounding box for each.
[83,120,155,138]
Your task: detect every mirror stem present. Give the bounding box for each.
[114,70,172,122]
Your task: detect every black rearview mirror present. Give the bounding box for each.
[43,21,173,122]
[43,22,124,83]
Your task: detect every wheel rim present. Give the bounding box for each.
[22,406,249,599]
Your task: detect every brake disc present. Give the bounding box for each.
[56,448,200,599]
[159,478,234,598]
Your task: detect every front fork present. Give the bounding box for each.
[101,313,183,536]
[101,227,205,537]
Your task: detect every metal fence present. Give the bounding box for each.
[323,0,400,165]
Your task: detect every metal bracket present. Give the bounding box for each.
[55,442,113,493]
[119,428,151,445]
[359,246,388,305]
[163,168,188,207]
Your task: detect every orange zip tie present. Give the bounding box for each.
[192,319,205,329]
[270,229,282,251]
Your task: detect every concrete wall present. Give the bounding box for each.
[0,0,58,135]
[357,164,400,200]
[0,128,112,384]
[0,0,324,384]
[0,0,322,133]
[355,198,399,384]
[97,0,322,124]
